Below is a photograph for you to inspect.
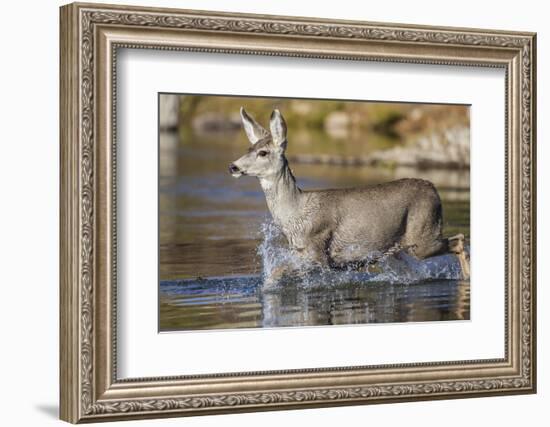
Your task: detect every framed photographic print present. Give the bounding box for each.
[60,2,537,423]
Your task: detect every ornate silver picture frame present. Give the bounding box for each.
[60,2,536,423]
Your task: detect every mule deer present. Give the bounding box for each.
[229,108,469,285]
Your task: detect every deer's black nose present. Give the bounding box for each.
[229,163,240,174]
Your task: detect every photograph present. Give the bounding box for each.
[159,94,471,331]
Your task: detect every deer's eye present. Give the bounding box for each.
[257,150,269,157]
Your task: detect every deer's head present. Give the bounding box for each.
[229,107,288,179]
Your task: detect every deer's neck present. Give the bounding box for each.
[259,160,302,226]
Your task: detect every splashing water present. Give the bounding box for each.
[256,218,303,280]
[256,218,466,290]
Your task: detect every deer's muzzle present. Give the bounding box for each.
[229,163,244,177]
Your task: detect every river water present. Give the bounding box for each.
[159,129,470,331]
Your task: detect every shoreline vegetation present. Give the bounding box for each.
[160,95,470,169]
[287,126,469,169]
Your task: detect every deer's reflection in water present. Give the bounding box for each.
[260,279,469,329]
[159,273,470,332]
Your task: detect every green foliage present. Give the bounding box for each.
[368,106,405,137]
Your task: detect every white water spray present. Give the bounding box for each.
[257,218,467,290]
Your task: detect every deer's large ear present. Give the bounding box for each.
[270,109,287,149]
[240,107,268,145]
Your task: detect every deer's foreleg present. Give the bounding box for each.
[299,230,335,269]
[262,246,328,289]
[296,246,330,269]
[262,233,332,289]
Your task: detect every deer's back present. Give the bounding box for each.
[301,178,443,259]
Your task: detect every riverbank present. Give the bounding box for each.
[288,126,469,169]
